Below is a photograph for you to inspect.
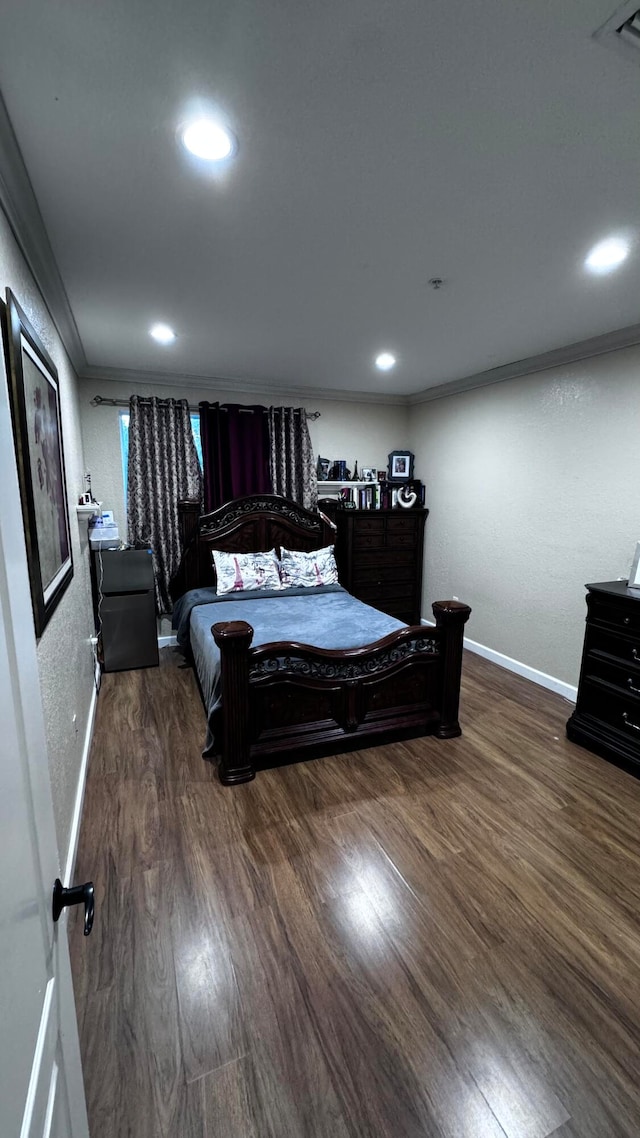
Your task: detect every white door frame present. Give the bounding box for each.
[0,308,89,1138]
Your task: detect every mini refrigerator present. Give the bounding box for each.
[96,548,159,672]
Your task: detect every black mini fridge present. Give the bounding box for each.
[96,548,159,672]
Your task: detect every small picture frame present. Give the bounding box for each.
[629,541,640,589]
[387,450,414,481]
[361,467,375,482]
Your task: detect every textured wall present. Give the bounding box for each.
[409,350,640,686]
[79,375,409,536]
[0,209,94,862]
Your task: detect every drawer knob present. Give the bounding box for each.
[628,678,640,696]
[622,711,640,733]
[624,616,631,625]
[632,648,640,660]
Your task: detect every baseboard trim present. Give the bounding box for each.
[421,619,577,703]
[158,634,178,648]
[63,661,100,885]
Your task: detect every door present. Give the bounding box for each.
[0,337,89,1137]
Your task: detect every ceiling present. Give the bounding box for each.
[0,0,639,400]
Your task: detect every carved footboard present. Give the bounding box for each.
[212,600,471,785]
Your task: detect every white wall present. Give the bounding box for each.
[79,374,409,534]
[409,348,640,687]
[0,209,94,861]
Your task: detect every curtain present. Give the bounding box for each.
[127,395,202,614]
[268,406,317,510]
[199,402,272,512]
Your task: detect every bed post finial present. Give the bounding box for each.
[432,600,471,738]
[212,621,256,784]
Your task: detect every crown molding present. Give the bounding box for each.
[4,76,636,411]
[78,363,409,407]
[407,321,640,405]
[0,92,86,372]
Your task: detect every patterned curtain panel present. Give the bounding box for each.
[268,407,317,510]
[127,395,202,614]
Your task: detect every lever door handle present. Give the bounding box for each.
[52,878,95,936]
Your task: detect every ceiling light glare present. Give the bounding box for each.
[585,236,629,275]
[375,352,396,371]
[149,323,176,345]
[182,119,234,161]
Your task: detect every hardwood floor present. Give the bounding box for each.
[69,648,640,1137]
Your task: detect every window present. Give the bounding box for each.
[119,410,203,495]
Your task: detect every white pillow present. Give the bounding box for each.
[213,548,282,595]
[279,545,339,588]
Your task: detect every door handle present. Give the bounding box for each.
[52,878,95,936]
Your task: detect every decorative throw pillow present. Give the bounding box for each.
[279,545,339,588]
[213,548,282,595]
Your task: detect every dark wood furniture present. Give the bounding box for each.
[567,581,640,774]
[171,495,470,785]
[334,508,428,625]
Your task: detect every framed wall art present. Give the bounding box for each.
[3,290,73,636]
[387,450,414,481]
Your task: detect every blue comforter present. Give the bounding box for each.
[172,584,406,754]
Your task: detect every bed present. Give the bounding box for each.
[170,494,471,784]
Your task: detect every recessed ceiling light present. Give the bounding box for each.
[585,236,630,275]
[375,352,396,371]
[182,118,234,161]
[149,323,176,345]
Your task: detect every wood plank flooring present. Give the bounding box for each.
[69,649,640,1137]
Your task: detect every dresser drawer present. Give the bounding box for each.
[579,679,640,740]
[354,581,414,603]
[353,531,387,551]
[586,627,640,668]
[352,562,415,587]
[351,549,414,569]
[386,515,419,535]
[589,597,640,635]
[387,530,418,549]
[583,653,640,697]
[352,517,385,535]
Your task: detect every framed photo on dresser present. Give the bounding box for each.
[387,450,414,481]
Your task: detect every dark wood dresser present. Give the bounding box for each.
[567,581,640,774]
[334,508,428,625]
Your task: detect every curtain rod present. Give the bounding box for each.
[89,395,320,420]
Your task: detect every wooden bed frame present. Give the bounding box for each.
[170,494,471,784]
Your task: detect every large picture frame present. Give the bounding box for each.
[3,290,73,636]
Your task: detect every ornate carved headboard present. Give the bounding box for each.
[170,494,337,601]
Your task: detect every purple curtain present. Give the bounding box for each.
[199,402,273,512]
